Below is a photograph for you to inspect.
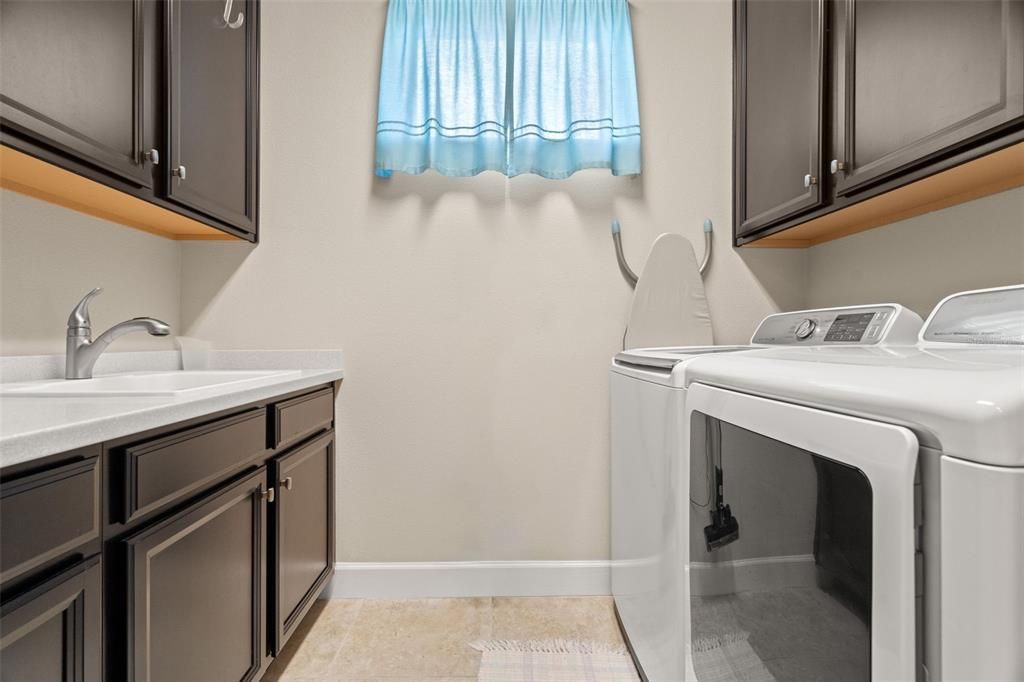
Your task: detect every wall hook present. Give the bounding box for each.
[611,218,713,290]
[698,218,713,276]
[611,220,639,288]
[217,0,244,29]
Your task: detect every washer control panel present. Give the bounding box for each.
[751,304,923,345]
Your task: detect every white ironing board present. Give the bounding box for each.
[623,233,713,349]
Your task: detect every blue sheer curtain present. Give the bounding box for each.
[375,0,508,177]
[509,0,641,178]
[375,0,642,179]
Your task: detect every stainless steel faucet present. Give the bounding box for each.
[65,288,171,379]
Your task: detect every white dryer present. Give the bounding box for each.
[680,285,1024,682]
[610,304,923,681]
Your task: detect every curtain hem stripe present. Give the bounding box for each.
[378,118,506,131]
[376,161,640,180]
[377,128,507,140]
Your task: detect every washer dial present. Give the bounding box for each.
[795,318,817,340]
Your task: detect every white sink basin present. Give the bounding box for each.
[0,370,303,397]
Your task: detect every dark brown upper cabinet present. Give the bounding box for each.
[734,0,1024,247]
[0,0,259,242]
[735,0,826,237]
[833,0,1024,196]
[165,0,258,232]
[0,0,158,188]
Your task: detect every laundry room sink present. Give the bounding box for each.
[0,370,303,398]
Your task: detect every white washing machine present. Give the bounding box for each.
[610,304,923,681]
[680,285,1024,682]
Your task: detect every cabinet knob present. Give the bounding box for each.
[172,165,187,181]
[282,477,294,491]
[260,487,275,503]
[145,148,160,165]
[803,173,818,188]
[830,159,847,174]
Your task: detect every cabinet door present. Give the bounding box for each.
[0,0,156,187]
[735,0,826,237]
[0,557,102,682]
[164,0,258,232]
[833,0,1024,196]
[124,468,267,682]
[270,433,335,655]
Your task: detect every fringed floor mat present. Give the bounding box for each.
[691,632,775,682]
[471,639,640,682]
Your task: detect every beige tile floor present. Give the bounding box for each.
[264,597,632,681]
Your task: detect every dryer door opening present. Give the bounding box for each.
[684,384,920,682]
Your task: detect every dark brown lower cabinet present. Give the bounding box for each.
[0,556,102,682]
[1,383,338,681]
[124,468,269,682]
[270,432,335,655]
[0,451,100,588]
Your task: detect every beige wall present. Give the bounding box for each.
[0,189,182,356]
[805,187,1024,317]
[178,0,803,562]
[2,0,1020,565]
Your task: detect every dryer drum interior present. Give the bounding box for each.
[689,413,874,682]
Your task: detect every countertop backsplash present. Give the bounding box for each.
[0,349,344,384]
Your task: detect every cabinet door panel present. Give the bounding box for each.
[0,557,102,682]
[270,433,335,655]
[0,454,100,586]
[125,469,267,682]
[165,0,257,231]
[835,0,1024,195]
[0,0,153,187]
[120,407,266,524]
[735,0,827,236]
[271,388,335,451]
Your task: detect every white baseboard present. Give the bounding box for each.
[324,560,611,599]
[689,554,816,597]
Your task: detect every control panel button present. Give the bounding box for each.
[795,319,817,340]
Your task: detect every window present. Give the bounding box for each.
[375,0,641,179]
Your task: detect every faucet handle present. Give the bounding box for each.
[68,287,103,330]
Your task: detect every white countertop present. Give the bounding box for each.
[0,350,343,468]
